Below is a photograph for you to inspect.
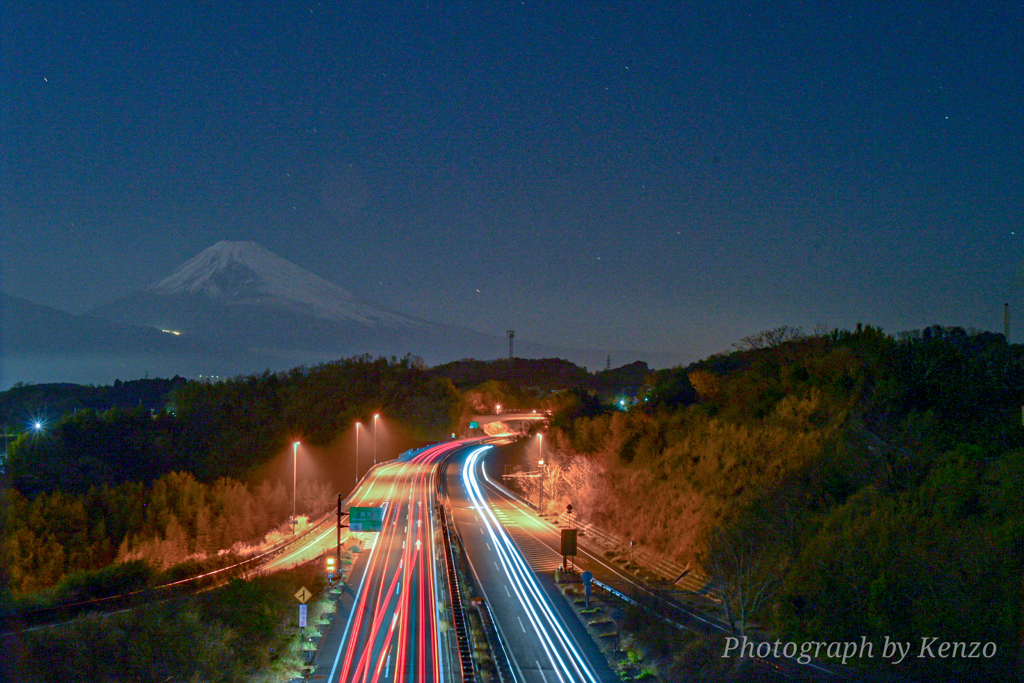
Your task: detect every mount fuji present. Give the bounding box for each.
[3,241,682,386]
[89,241,505,370]
[144,241,419,328]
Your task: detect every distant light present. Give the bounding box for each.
[293,441,301,447]
[33,421,43,431]
[160,329,182,336]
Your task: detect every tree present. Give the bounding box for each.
[700,521,782,635]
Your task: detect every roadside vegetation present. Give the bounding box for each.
[556,575,790,682]
[1,356,456,603]
[2,563,328,683]
[1,472,333,600]
[540,325,1024,680]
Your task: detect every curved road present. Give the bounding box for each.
[291,438,616,683]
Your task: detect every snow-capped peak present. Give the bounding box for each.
[151,241,416,326]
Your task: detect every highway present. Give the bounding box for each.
[318,440,475,683]
[281,438,617,683]
[445,444,618,683]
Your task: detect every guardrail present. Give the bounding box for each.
[553,512,721,602]
[439,505,476,683]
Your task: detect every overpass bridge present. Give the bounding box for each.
[467,411,548,436]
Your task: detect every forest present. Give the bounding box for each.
[534,325,1023,680]
[1,355,457,605]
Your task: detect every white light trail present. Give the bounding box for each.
[463,446,602,683]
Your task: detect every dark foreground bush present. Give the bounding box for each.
[2,566,326,682]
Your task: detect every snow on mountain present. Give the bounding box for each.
[150,241,421,328]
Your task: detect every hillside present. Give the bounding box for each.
[543,325,1024,680]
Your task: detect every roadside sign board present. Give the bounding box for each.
[350,506,384,532]
[469,421,479,429]
[298,604,307,627]
[560,529,578,557]
[294,586,312,604]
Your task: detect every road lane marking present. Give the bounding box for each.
[486,543,491,551]
[505,585,511,597]
[537,660,549,682]
[518,616,526,633]
[327,534,377,682]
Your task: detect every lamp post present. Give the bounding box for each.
[537,433,545,513]
[292,441,300,529]
[373,413,379,465]
[355,422,361,486]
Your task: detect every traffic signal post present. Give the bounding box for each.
[561,503,578,571]
[336,493,344,576]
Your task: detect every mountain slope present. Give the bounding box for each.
[0,293,212,387]
[149,240,421,327]
[89,241,503,365]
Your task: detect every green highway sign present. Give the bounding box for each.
[349,506,384,532]
[469,421,479,429]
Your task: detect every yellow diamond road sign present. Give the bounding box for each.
[294,586,312,604]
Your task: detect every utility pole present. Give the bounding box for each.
[342,493,350,573]
[507,329,515,359]
[539,466,545,512]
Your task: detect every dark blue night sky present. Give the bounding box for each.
[3,2,1023,362]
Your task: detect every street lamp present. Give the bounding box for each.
[355,422,361,486]
[373,414,379,465]
[538,433,545,512]
[292,441,300,529]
